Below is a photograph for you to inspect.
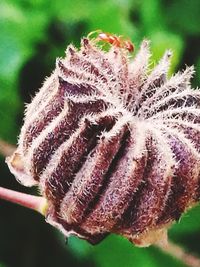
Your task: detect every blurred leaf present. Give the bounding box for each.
[0,78,21,142]
[0,1,49,78]
[87,0,134,36]
[68,235,186,267]
[0,0,49,142]
[91,235,187,267]
[170,204,200,236]
[164,0,200,35]
[196,57,200,85]
[90,235,157,267]
[150,31,184,74]
[68,236,92,259]
[140,0,165,33]
[149,246,186,267]
[52,0,134,37]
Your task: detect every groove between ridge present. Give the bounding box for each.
[44,115,117,211]
[79,128,130,228]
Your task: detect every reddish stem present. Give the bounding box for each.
[156,240,200,267]
[0,186,47,215]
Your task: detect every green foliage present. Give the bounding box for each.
[68,235,186,267]
[0,0,199,267]
[170,204,200,235]
[164,0,200,35]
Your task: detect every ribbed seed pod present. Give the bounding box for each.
[7,37,200,247]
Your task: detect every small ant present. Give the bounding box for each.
[88,31,134,53]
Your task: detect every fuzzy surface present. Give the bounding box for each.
[7,37,200,247]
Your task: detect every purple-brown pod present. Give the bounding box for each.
[7,34,200,247]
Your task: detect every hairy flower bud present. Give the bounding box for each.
[7,36,200,247]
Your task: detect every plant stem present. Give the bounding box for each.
[156,240,200,267]
[0,186,47,215]
[0,139,16,157]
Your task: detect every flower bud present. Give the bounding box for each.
[7,36,200,247]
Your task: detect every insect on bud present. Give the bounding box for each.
[7,33,200,247]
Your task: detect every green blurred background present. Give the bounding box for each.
[0,0,200,266]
